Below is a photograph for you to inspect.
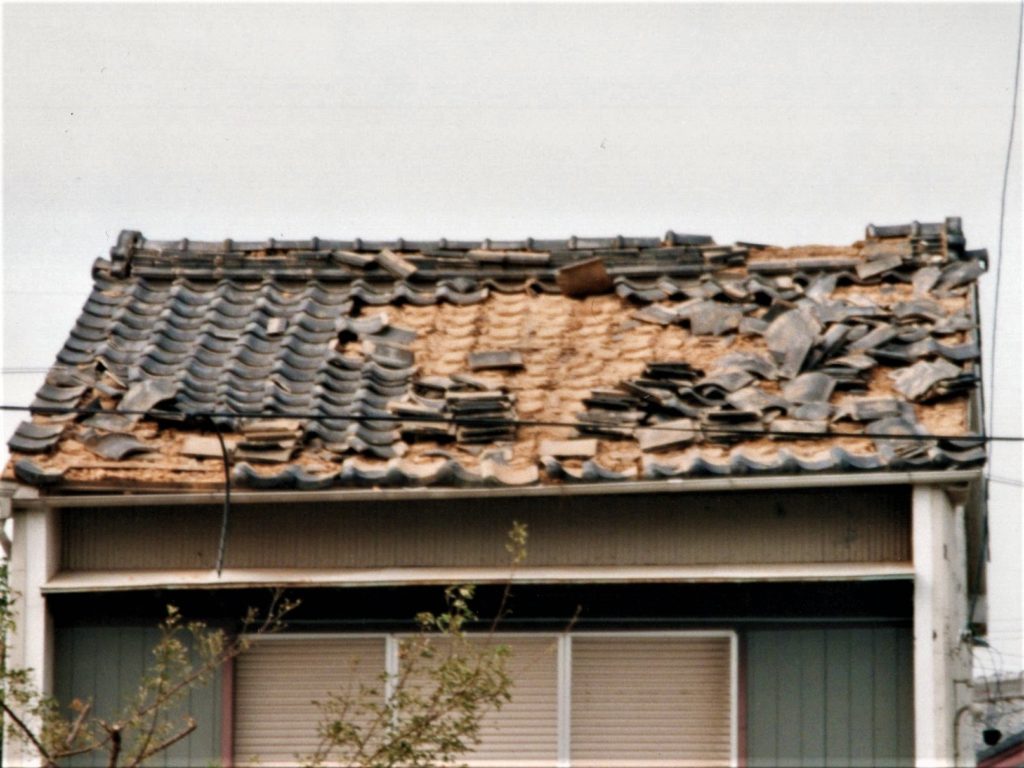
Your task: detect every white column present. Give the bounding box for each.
[913,485,973,767]
[556,634,571,768]
[3,504,59,768]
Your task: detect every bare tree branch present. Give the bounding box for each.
[2,700,58,768]
[104,723,122,768]
[65,699,92,748]
[135,717,198,764]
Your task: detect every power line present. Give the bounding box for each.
[986,0,1024,451]
[1,402,1022,443]
[966,0,1024,642]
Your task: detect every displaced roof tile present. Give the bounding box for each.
[556,258,614,297]
[467,350,525,371]
[3,221,988,490]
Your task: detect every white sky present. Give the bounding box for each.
[2,1,1022,671]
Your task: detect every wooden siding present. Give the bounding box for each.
[53,625,221,768]
[745,626,914,766]
[61,487,909,572]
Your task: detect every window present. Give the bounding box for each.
[234,631,737,767]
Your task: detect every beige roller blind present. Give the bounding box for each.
[234,636,386,766]
[570,635,733,767]
[465,635,559,766]
[395,634,560,767]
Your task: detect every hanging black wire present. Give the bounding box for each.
[0,402,1018,443]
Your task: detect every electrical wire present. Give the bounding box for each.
[968,0,1024,645]
[209,420,232,578]
[0,402,1021,443]
[986,0,1024,452]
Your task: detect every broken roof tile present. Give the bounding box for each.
[770,418,829,435]
[81,431,156,461]
[14,459,65,487]
[697,370,756,395]
[765,309,821,379]
[632,304,678,325]
[116,376,175,411]
[636,419,698,452]
[3,220,987,490]
[889,359,962,401]
[556,257,614,297]
[935,260,985,291]
[683,300,744,336]
[847,324,900,353]
[709,352,778,380]
[856,252,904,279]
[791,402,834,421]
[7,421,64,454]
[725,386,789,416]
[467,350,525,372]
[781,372,836,404]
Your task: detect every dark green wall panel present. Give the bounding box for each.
[54,625,221,767]
[746,626,913,767]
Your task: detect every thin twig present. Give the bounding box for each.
[65,700,92,747]
[1,700,57,767]
[134,718,198,765]
[133,666,167,766]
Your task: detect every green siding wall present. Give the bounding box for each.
[54,622,911,766]
[746,626,913,767]
[54,625,222,767]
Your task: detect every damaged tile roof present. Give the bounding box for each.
[4,219,988,492]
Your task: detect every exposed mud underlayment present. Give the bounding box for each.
[4,219,987,492]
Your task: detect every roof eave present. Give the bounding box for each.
[10,468,983,509]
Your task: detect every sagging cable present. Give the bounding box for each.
[202,417,232,577]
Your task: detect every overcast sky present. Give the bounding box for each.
[2,2,1022,671]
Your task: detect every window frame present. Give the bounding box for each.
[237,629,739,767]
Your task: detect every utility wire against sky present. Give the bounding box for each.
[965,0,1024,648]
[4,401,1021,490]
[1,402,1023,443]
[986,0,1024,456]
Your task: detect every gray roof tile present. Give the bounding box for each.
[5,219,988,489]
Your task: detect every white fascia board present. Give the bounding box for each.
[13,469,983,510]
[42,562,916,594]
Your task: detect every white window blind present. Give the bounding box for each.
[570,635,734,767]
[233,636,386,766]
[233,632,735,766]
[463,635,560,766]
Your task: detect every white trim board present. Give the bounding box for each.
[14,469,982,509]
[42,562,916,593]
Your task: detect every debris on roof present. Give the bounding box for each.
[3,219,987,492]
